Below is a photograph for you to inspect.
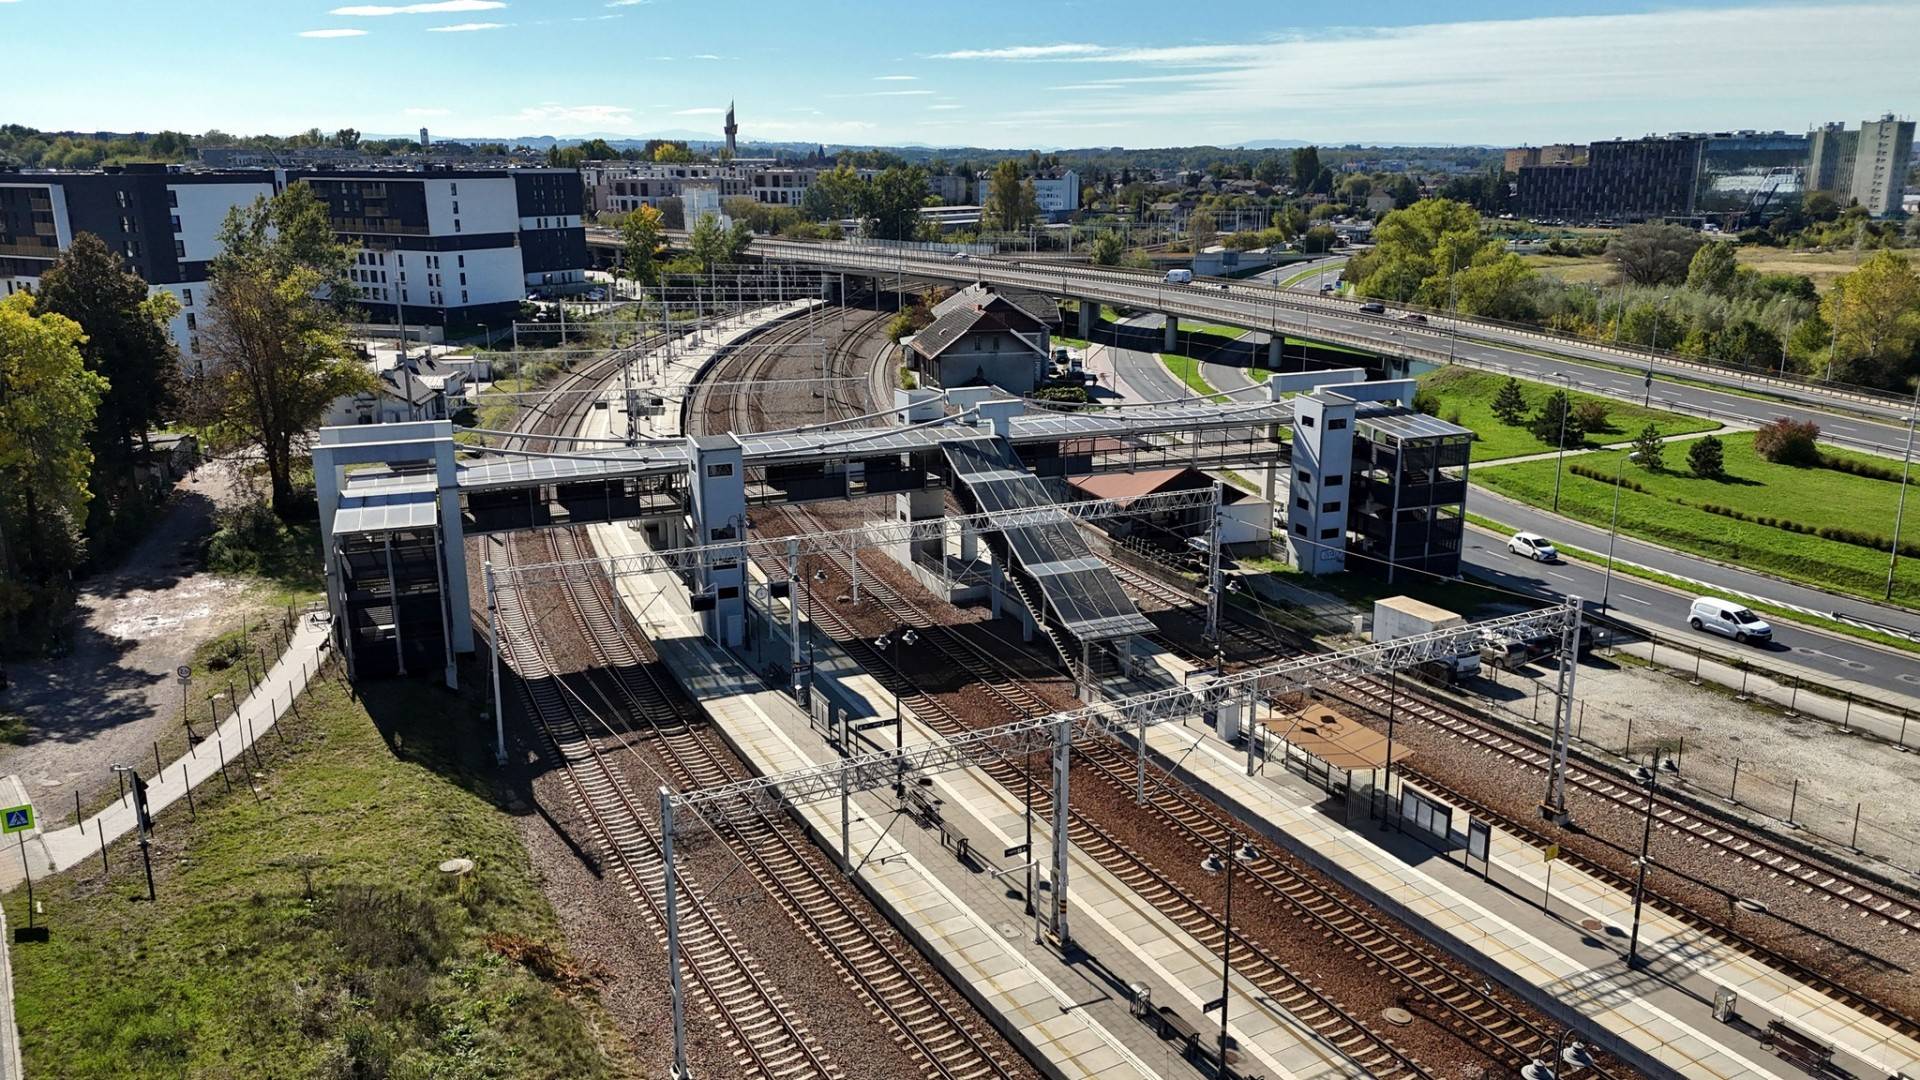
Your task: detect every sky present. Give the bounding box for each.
[2,0,1917,148]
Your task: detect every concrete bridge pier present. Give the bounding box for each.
[1163,315,1179,353]
[1267,335,1284,370]
[1077,298,1095,339]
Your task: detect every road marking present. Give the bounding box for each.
[1547,571,1578,582]
[1616,593,1652,606]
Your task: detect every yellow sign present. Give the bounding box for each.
[1542,843,1561,862]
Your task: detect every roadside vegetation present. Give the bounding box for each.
[1475,428,1920,605]
[6,670,627,1078]
[1413,367,1715,462]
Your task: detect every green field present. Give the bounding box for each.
[1523,246,1872,294]
[1475,432,1920,605]
[5,673,626,1078]
[1159,353,1228,400]
[1418,367,1717,462]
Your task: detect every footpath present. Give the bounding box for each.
[0,614,333,891]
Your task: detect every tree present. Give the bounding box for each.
[619,204,665,286]
[334,127,360,149]
[685,213,750,272]
[862,165,929,241]
[1352,198,1486,306]
[1090,231,1125,267]
[1607,223,1704,287]
[1752,417,1821,465]
[1289,146,1321,191]
[189,186,372,519]
[1823,249,1920,386]
[1528,389,1586,448]
[1387,174,1420,209]
[1452,251,1538,321]
[800,163,864,222]
[575,138,618,161]
[1571,399,1612,434]
[1687,434,1726,479]
[1490,376,1528,424]
[1631,423,1666,471]
[984,160,1035,231]
[1686,241,1739,295]
[1252,156,1285,186]
[1299,225,1336,254]
[1707,319,1782,369]
[33,233,182,507]
[0,294,107,634]
[1189,209,1217,254]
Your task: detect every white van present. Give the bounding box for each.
[1688,597,1772,644]
[1164,269,1193,285]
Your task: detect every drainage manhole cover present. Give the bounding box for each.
[996,921,1020,939]
[1381,1008,1413,1027]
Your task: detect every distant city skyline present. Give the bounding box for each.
[3,0,1916,148]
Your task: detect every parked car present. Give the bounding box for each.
[1507,531,1558,562]
[1358,301,1387,315]
[1688,597,1773,644]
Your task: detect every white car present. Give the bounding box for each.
[1689,597,1772,644]
[1508,532,1558,562]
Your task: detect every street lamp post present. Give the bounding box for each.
[1885,391,1919,601]
[1550,371,1573,513]
[1600,446,1629,611]
[1199,840,1260,1074]
[1825,318,1839,383]
[1627,756,1676,969]
[873,629,920,776]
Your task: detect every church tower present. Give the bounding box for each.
[724,101,738,156]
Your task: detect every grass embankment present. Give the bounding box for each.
[1417,367,1716,462]
[1476,432,1920,606]
[1158,354,1228,401]
[7,672,626,1078]
[1522,247,1869,294]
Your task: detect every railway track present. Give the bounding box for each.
[1096,553,1920,1039]
[772,514,1606,1077]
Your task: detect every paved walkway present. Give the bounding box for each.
[0,615,332,891]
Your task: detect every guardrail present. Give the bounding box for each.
[744,238,1908,421]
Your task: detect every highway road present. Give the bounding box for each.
[668,235,1917,457]
[1097,314,1920,694]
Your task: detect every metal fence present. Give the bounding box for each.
[1460,623,1920,878]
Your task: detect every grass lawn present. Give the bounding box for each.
[5,673,627,1078]
[1179,322,1252,340]
[1475,432,1920,605]
[1521,253,1615,285]
[1158,353,1228,401]
[1418,366,1716,462]
[1734,247,1872,294]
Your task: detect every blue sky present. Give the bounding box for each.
[3,0,1916,147]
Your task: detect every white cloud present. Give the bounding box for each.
[330,0,503,15]
[934,5,1920,145]
[873,75,917,81]
[928,104,963,111]
[929,43,1104,60]
[299,27,368,37]
[427,21,505,30]
[689,53,722,60]
[674,107,727,116]
[606,0,649,5]
[404,107,451,116]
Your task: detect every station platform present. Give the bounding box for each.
[1115,662,1920,1080]
[573,311,1389,1078]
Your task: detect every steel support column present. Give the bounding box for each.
[484,560,505,765]
[1050,717,1072,950]
[1542,597,1583,824]
[660,788,690,1079]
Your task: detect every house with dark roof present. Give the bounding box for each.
[905,288,1052,396]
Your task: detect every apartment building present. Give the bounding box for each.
[0,164,587,363]
[1808,115,1916,217]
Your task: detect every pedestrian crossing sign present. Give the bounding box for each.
[2,805,33,834]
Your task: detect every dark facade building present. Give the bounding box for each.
[1515,131,1812,224]
[1,164,587,362]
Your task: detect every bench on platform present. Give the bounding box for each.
[1763,1019,1833,1073]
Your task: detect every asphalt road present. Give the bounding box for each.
[1457,519,1920,698]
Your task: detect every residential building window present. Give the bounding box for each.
[1325,474,1344,487]
[1296,470,1312,484]
[174,240,186,259]
[1321,501,1341,513]
[459,273,466,286]
[182,288,192,307]
[1320,527,1340,540]
[460,290,468,304]
[166,190,178,208]
[450,183,458,196]
[1295,496,1310,512]
[1292,523,1307,537]
[453,219,461,232]
[188,335,199,352]
[1328,417,1348,430]
[457,255,464,268]
[451,202,459,214]
[1300,414,1315,428]
[170,215,181,232]
[185,313,197,330]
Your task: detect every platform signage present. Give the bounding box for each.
[2,805,33,834]
[1542,843,1561,862]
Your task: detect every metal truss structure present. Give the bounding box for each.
[492,487,1225,585]
[670,600,1576,826]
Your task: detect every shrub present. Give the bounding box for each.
[1687,434,1726,479]
[1816,452,1903,482]
[1753,417,1821,465]
[1412,388,1442,416]
[1630,423,1666,472]
[1528,389,1586,448]
[1571,399,1613,434]
[204,503,291,575]
[1569,461,1650,492]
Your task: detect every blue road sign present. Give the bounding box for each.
[2,805,34,834]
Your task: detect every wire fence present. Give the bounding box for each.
[1460,623,1920,878]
